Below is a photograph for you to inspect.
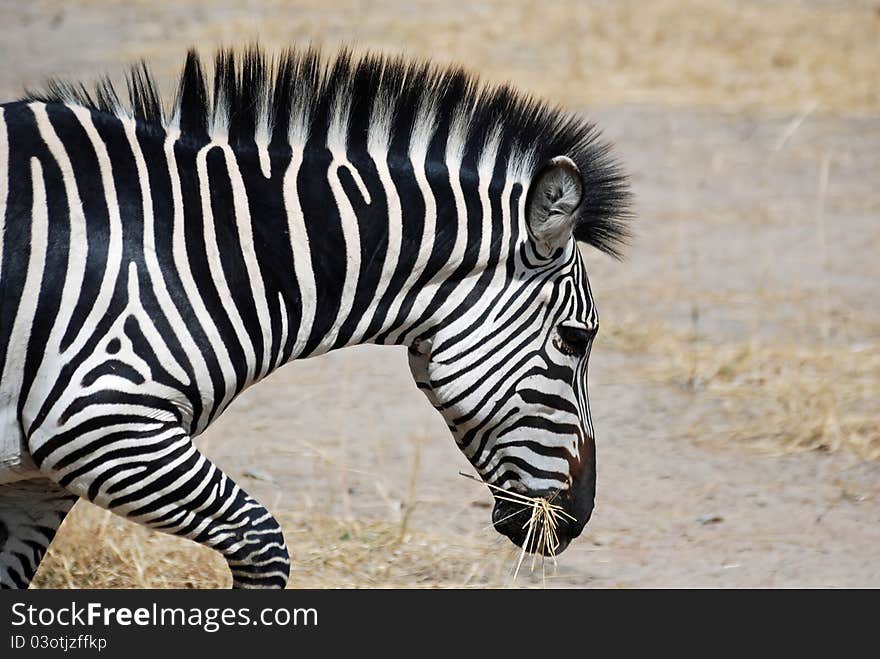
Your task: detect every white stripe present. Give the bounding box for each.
[3,159,49,440]
[322,151,366,350]
[221,144,273,379]
[165,135,236,432]
[196,144,258,386]
[283,148,315,359]
[28,104,89,353]
[274,292,288,370]
[257,144,272,179]
[379,141,436,341]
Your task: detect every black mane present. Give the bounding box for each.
[22,46,632,257]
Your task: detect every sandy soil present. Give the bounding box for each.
[1,0,877,587]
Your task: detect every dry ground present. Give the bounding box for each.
[0,0,876,587]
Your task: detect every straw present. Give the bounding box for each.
[458,472,576,582]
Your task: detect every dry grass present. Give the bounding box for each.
[602,319,880,461]
[459,472,575,582]
[32,504,513,589]
[512,498,574,582]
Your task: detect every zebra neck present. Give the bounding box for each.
[246,138,520,364]
[154,121,521,418]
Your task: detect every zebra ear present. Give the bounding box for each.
[526,156,583,256]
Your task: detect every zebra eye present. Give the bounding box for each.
[555,324,595,357]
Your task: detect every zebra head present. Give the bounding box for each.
[409,155,613,554]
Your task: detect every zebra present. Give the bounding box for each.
[0,47,630,589]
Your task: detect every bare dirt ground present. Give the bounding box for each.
[1,0,877,587]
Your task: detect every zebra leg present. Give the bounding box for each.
[0,479,78,589]
[32,427,290,589]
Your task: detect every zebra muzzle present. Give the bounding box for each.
[491,492,579,556]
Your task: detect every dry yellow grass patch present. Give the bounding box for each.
[32,504,512,589]
[603,319,880,460]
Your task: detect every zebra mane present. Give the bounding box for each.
[22,46,632,257]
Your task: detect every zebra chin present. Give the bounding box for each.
[490,486,594,556]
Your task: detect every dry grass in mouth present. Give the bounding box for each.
[459,472,575,583]
[512,497,576,582]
